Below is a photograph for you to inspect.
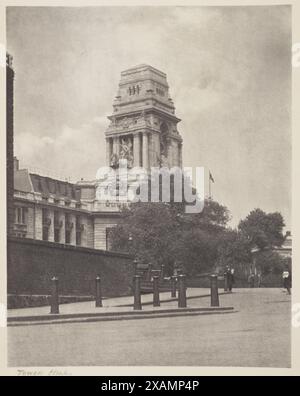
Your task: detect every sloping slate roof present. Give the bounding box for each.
[29,173,81,200]
[14,169,32,192]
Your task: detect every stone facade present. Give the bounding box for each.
[13,160,121,250]
[13,64,183,250]
[105,64,183,170]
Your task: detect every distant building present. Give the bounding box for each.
[274,231,292,259]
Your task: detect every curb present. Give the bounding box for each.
[8,307,236,327]
[8,306,235,325]
[115,291,228,307]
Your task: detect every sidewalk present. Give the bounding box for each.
[7,288,233,324]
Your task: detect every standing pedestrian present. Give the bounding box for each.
[227,268,235,292]
[257,272,262,288]
[248,273,255,288]
[282,266,291,295]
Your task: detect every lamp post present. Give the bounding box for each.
[50,276,59,314]
[133,258,138,276]
[128,234,138,275]
[210,274,220,307]
[153,276,160,307]
[95,276,103,307]
[178,274,187,308]
[133,275,142,310]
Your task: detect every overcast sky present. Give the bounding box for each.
[7,6,291,228]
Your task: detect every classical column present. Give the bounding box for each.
[153,133,160,166]
[142,132,149,170]
[59,211,65,244]
[113,136,119,155]
[178,142,183,168]
[35,206,43,240]
[133,133,141,167]
[106,138,112,165]
[167,138,173,167]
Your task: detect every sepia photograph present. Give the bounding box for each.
[5,4,292,369]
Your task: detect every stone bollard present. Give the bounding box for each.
[133,275,142,310]
[210,274,220,307]
[95,276,103,308]
[224,272,228,292]
[153,276,160,307]
[171,276,177,298]
[178,274,187,308]
[50,276,59,314]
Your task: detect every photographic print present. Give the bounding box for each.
[5,4,292,369]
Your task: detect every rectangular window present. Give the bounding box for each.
[54,228,60,243]
[54,210,59,226]
[42,208,48,222]
[76,230,81,246]
[42,226,49,241]
[42,208,50,241]
[65,230,71,244]
[15,207,26,224]
[18,208,22,223]
[75,215,81,246]
[21,208,25,224]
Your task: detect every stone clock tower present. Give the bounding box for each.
[78,65,184,250]
[105,64,183,171]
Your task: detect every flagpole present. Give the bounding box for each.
[209,170,214,199]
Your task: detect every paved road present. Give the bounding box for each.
[7,288,291,367]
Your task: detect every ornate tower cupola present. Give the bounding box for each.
[105,64,183,171]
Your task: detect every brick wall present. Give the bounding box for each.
[8,237,134,297]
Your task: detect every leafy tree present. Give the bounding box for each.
[254,250,289,276]
[238,208,285,249]
[110,199,230,276]
[217,229,252,270]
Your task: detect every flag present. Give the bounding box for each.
[209,171,215,183]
